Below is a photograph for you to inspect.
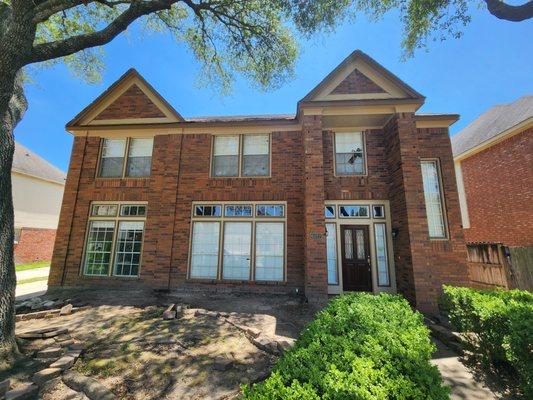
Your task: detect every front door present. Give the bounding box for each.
[340,225,372,292]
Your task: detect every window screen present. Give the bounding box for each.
[212,136,239,177]
[126,138,153,177]
[99,139,126,177]
[242,134,269,176]
[335,132,365,175]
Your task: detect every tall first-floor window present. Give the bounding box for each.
[83,203,146,277]
[421,160,447,239]
[374,223,390,286]
[189,203,285,282]
[325,223,338,285]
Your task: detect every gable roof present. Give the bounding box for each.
[300,50,425,103]
[67,68,183,127]
[13,142,66,184]
[452,95,533,158]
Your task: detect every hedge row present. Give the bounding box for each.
[243,293,449,399]
[441,286,533,398]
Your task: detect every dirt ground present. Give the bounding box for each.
[12,291,315,400]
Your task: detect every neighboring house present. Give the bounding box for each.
[49,50,469,313]
[12,142,66,264]
[452,96,533,289]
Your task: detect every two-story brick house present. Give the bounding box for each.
[48,50,469,313]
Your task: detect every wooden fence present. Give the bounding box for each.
[466,243,533,291]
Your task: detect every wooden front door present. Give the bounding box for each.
[340,225,372,292]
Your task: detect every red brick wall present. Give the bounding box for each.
[331,69,386,94]
[382,115,468,312]
[49,114,468,312]
[302,115,328,303]
[461,128,533,247]
[50,131,306,294]
[94,84,166,120]
[14,228,56,264]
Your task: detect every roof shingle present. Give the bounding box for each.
[12,142,66,185]
[452,95,533,157]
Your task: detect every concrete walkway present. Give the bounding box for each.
[431,339,498,399]
[16,266,49,300]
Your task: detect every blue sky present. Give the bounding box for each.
[15,6,533,171]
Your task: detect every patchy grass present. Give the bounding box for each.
[17,276,48,285]
[15,261,49,272]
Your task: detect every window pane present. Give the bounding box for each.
[344,229,353,260]
[224,205,252,217]
[355,229,365,259]
[243,135,269,176]
[213,136,239,177]
[126,138,153,177]
[326,224,338,284]
[84,221,115,276]
[194,205,222,217]
[113,221,144,277]
[222,222,251,280]
[91,204,118,217]
[421,161,446,238]
[325,205,335,218]
[99,139,126,177]
[256,204,284,217]
[374,223,390,286]
[372,205,385,218]
[339,205,369,218]
[120,205,147,217]
[14,228,21,244]
[190,222,220,279]
[255,223,284,281]
[335,132,365,175]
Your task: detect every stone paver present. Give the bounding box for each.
[431,339,498,400]
[5,383,39,400]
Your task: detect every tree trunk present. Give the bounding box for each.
[0,71,27,368]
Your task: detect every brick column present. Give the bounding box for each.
[302,114,328,304]
[49,136,87,287]
[384,113,431,310]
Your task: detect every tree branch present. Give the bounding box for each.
[484,0,533,22]
[29,0,178,63]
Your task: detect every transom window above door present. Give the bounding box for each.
[212,134,270,177]
[334,132,366,175]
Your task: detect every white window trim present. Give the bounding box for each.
[188,201,286,282]
[97,137,154,179]
[210,134,271,178]
[81,201,148,278]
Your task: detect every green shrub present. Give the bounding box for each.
[441,286,533,397]
[243,293,449,400]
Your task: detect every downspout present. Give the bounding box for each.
[60,131,89,286]
[167,130,184,290]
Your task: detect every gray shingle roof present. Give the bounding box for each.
[12,142,66,185]
[452,95,533,157]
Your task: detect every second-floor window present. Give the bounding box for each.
[212,134,270,177]
[98,138,153,178]
[334,132,366,175]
